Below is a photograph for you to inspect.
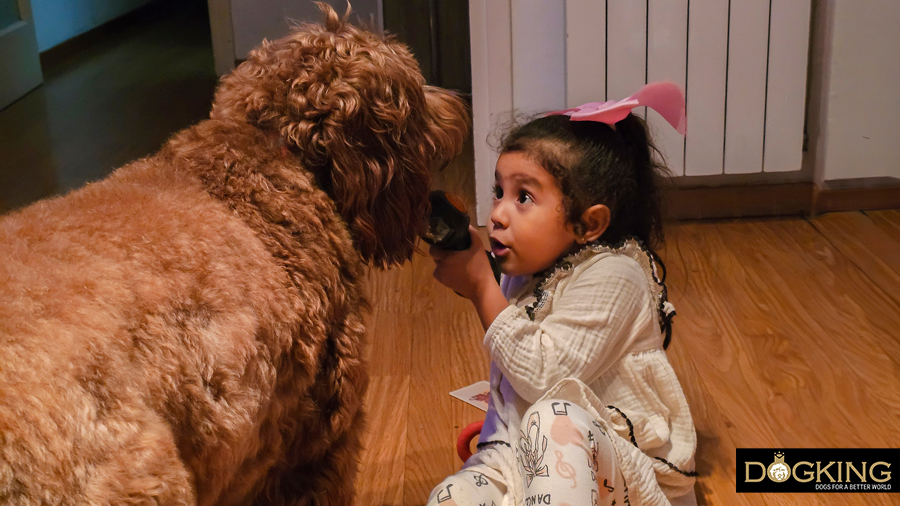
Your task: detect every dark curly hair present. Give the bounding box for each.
[499,113,669,250]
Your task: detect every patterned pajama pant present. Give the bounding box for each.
[427,400,629,506]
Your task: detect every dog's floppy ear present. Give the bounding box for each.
[321,85,468,267]
[422,85,470,170]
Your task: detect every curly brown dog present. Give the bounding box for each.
[0,6,468,505]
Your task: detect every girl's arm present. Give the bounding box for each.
[429,226,508,330]
[485,255,651,403]
[470,278,508,331]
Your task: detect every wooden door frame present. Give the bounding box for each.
[207,0,235,76]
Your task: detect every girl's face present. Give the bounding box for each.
[489,152,579,277]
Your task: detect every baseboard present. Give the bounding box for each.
[813,177,900,215]
[664,178,900,221]
[663,182,815,221]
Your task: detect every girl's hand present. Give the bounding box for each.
[430,226,510,330]
[429,226,494,300]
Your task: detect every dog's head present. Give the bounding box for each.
[210,4,469,267]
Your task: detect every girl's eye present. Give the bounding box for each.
[517,191,533,204]
[492,185,503,199]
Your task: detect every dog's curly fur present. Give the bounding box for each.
[0,6,468,505]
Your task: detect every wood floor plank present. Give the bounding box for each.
[365,309,413,378]
[409,247,474,315]
[356,375,411,506]
[725,220,899,445]
[404,309,459,505]
[719,220,863,445]
[663,223,794,505]
[809,211,900,307]
[759,220,900,433]
[366,262,415,315]
[662,226,765,506]
[865,209,900,243]
[673,223,797,445]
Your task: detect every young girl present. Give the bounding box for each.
[428,83,697,506]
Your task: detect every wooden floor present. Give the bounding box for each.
[358,212,900,506]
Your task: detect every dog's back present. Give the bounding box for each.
[0,158,304,504]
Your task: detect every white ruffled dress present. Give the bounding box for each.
[465,239,697,506]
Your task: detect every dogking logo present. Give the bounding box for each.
[737,449,899,493]
[767,452,790,483]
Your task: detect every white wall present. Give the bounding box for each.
[31,0,155,52]
[813,0,900,181]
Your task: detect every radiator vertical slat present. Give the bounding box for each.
[647,0,688,175]
[606,0,647,111]
[511,0,566,113]
[764,0,811,172]
[565,0,607,107]
[684,0,729,176]
[724,0,770,174]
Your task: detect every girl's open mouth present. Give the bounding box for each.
[489,238,509,257]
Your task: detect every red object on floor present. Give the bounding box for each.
[457,420,484,462]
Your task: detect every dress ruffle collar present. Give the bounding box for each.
[522,238,676,346]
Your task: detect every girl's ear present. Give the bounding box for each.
[580,204,611,243]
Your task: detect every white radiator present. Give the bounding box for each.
[470,0,811,224]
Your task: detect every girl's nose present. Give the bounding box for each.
[490,200,508,229]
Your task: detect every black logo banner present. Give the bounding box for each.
[736,449,899,493]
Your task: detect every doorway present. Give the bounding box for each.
[0,0,42,110]
[0,0,217,212]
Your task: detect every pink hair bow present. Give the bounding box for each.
[548,81,686,135]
